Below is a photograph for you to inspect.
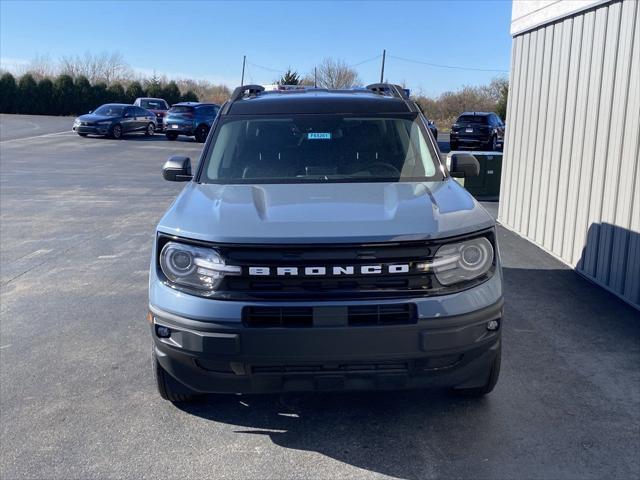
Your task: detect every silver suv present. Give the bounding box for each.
[148,84,503,402]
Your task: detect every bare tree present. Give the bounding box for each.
[415,81,504,130]
[175,78,231,104]
[314,58,360,89]
[22,54,56,80]
[59,51,132,85]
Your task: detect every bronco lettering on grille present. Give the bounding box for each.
[247,264,411,276]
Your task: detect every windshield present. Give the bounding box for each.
[457,115,488,124]
[140,99,167,110]
[93,105,125,116]
[201,114,442,184]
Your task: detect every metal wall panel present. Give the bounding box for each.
[499,0,640,308]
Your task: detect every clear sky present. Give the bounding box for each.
[0,0,513,96]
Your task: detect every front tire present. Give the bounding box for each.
[111,124,123,139]
[452,344,501,398]
[152,346,197,402]
[166,132,178,141]
[450,141,458,151]
[145,123,155,136]
[195,124,209,143]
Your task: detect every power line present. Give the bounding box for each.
[348,54,382,68]
[387,53,509,73]
[247,54,381,76]
[246,61,287,74]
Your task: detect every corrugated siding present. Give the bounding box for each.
[499,0,640,309]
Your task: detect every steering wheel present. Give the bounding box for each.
[356,162,401,177]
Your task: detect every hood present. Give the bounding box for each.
[157,180,494,244]
[77,113,115,122]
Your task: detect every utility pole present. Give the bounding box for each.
[314,67,317,88]
[380,49,386,83]
[241,55,246,85]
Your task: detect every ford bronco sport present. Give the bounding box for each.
[149,84,503,402]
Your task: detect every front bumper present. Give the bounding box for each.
[73,125,110,135]
[450,134,503,148]
[150,299,503,394]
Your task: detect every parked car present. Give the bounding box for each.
[427,119,438,140]
[450,112,504,151]
[134,97,169,131]
[149,83,502,402]
[72,104,156,139]
[164,102,220,142]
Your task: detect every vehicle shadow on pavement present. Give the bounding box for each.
[175,261,639,479]
[78,134,196,143]
[177,389,487,479]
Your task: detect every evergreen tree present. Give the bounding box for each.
[161,81,181,105]
[91,82,108,109]
[495,82,508,121]
[180,90,199,102]
[17,74,38,114]
[53,74,75,115]
[36,78,54,115]
[145,73,163,98]
[107,82,125,103]
[0,73,17,113]
[125,81,145,103]
[278,69,300,85]
[75,76,93,114]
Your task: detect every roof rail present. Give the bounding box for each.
[230,84,265,102]
[366,83,419,112]
[366,83,407,98]
[221,84,265,114]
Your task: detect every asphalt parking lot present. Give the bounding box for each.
[1,115,638,480]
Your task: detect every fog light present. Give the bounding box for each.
[486,320,499,331]
[156,325,171,338]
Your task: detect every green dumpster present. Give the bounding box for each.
[447,151,503,200]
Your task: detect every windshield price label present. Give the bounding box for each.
[308,132,331,140]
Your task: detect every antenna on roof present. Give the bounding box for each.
[380,49,386,83]
[240,55,246,85]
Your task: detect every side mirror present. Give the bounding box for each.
[88,110,93,114]
[450,153,480,178]
[163,156,192,182]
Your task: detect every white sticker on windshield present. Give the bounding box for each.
[308,132,331,140]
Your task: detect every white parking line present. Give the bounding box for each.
[0,131,74,144]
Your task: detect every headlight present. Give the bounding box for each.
[428,237,494,286]
[159,242,241,294]
[73,119,80,125]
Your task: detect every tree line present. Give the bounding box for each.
[413,78,508,130]
[277,62,508,131]
[0,72,199,116]
[1,51,508,126]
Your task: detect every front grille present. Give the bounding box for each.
[252,360,408,375]
[244,306,313,327]
[348,304,416,326]
[156,232,496,300]
[243,304,416,327]
[219,241,439,300]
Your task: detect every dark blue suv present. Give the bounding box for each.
[165,102,220,142]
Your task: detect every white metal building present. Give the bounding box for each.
[500,0,640,309]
